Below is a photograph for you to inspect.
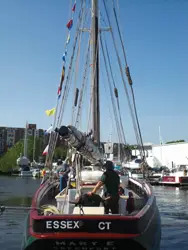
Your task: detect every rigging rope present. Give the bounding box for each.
[112,0,146,160]
[130,85,146,159]
[75,38,90,128]
[71,1,88,125]
[57,2,85,127]
[99,10,118,146]
[100,35,122,146]
[103,35,127,145]
[102,0,144,160]
[100,10,125,146]
[112,0,128,66]
[45,0,85,168]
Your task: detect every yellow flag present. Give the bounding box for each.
[45,108,56,116]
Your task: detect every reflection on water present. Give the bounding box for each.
[1,176,188,249]
[0,176,41,250]
[153,186,188,250]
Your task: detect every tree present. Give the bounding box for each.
[0,136,46,172]
[166,140,185,144]
[53,146,67,161]
[0,141,23,172]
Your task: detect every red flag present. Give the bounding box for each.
[57,86,61,96]
[66,19,73,30]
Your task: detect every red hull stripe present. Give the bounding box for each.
[30,231,140,239]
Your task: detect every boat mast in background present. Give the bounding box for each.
[32,129,36,163]
[23,122,28,158]
[159,125,163,165]
[159,126,163,145]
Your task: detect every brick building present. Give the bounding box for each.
[0,124,47,156]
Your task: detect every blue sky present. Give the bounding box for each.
[0,0,188,145]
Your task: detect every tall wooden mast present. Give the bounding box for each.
[91,0,100,145]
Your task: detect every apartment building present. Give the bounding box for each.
[0,124,47,156]
[0,127,7,155]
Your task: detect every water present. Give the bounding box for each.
[0,176,188,250]
[153,185,188,250]
[0,176,41,250]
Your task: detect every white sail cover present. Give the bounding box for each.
[17,156,29,166]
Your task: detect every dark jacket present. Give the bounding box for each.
[100,169,120,197]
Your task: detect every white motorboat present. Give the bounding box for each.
[20,169,33,177]
[160,164,188,186]
[32,169,41,178]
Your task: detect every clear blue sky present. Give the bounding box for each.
[0,0,188,145]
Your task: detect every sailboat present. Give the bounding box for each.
[31,129,37,167]
[17,122,32,177]
[22,1,161,249]
[31,130,42,178]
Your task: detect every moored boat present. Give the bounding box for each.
[160,164,188,186]
[128,168,144,180]
[32,169,41,178]
[22,0,161,249]
[20,169,33,177]
[17,122,32,177]
[22,177,161,250]
[123,158,145,180]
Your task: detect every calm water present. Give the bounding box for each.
[0,176,188,250]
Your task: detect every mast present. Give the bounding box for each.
[91,0,100,145]
[33,129,36,162]
[118,143,120,163]
[159,126,163,164]
[24,122,28,157]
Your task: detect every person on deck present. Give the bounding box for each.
[88,161,120,214]
[57,159,70,191]
[126,191,135,214]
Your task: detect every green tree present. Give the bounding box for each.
[166,140,185,144]
[0,136,46,172]
[0,141,23,172]
[53,146,67,161]
[27,136,45,162]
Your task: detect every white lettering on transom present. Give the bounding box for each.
[46,220,80,230]
[98,222,111,230]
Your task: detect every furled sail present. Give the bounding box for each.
[56,125,103,165]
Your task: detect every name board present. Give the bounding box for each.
[45,220,111,231]
[162,176,175,182]
[32,218,142,234]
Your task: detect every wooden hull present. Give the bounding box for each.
[21,179,161,250]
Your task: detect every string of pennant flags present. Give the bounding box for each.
[43,1,76,156]
[45,1,76,116]
[57,1,76,99]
